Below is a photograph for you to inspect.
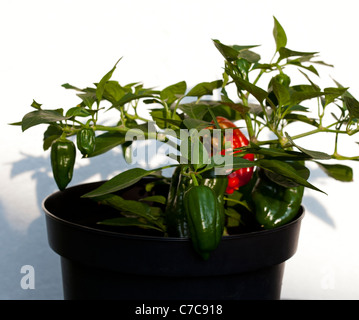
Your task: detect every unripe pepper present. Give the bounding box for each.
[165,166,191,237]
[77,127,96,157]
[201,170,227,244]
[50,138,76,190]
[252,169,304,229]
[184,185,223,260]
[207,116,255,194]
[267,74,291,107]
[165,167,227,240]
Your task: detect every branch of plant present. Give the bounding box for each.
[256,121,355,147]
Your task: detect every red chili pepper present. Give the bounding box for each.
[208,116,254,193]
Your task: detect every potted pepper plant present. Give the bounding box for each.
[12,17,359,300]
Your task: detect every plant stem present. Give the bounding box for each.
[256,124,349,146]
[94,125,129,133]
[332,153,359,160]
[252,69,265,86]
[190,172,199,186]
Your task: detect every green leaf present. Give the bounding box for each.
[322,87,348,107]
[96,58,122,103]
[243,144,308,160]
[273,17,287,51]
[278,47,318,60]
[62,83,83,91]
[82,167,166,198]
[315,161,353,182]
[257,159,325,193]
[89,131,126,157]
[272,78,290,106]
[31,100,42,110]
[264,161,310,188]
[97,194,158,220]
[225,207,243,227]
[65,106,92,118]
[76,92,97,108]
[284,114,319,127]
[200,102,243,122]
[183,118,210,130]
[8,121,22,126]
[103,81,129,103]
[231,157,256,170]
[343,95,359,119]
[238,50,261,63]
[139,195,167,205]
[178,102,215,120]
[226,65,268,103]
[213,40,241,61]
[110,90,158,110]
[285,133,331,160]
[182,130,211,170]
[160,81,187,105]
[290,92,321,105]
[191,137,210,170]
[213,39,259,62]
[287,60,319,76]
[150,109,182,129]
[252,63,275,71]
[212,155,256,170]
[298,70,320,90]
[186,80,223,98]
[43,124,63,150]
[332,79,359,117]
[98,217,164,232]
[21,110,70,131]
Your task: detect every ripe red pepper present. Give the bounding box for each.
[209,116,254,194]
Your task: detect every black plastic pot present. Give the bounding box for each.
[42,178,304,300]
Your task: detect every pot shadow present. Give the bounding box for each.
[0,197,64,299]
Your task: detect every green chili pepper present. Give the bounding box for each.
[274,73,291,87]
[50,138,76,191]
[165,167,227,240]
[77,128,96,157]
[266,73,291,107]
[184,185,223,260]
[201,170,227,244]
[252,169,304,229]
[164,166,191,237]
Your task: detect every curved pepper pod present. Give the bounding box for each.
[51,139,76,191]
[184,185,223,260]
[252,170,304,229]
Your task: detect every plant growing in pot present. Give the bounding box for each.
[12,17,359,300]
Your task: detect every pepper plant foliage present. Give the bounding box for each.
[14,17,359,232]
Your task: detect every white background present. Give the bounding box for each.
[1,0,359,299]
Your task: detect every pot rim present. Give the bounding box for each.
[42,180,305,243]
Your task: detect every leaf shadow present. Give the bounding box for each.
[304,166,336,228]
